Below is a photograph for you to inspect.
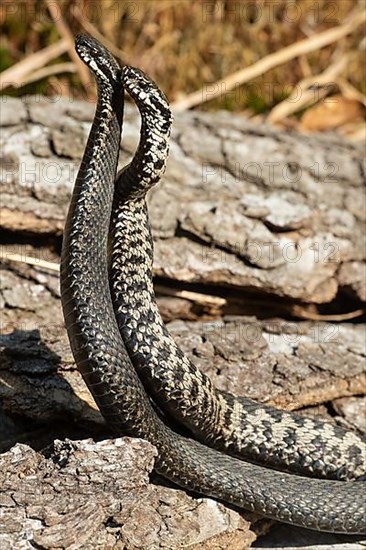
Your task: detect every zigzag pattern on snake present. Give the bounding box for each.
[109,56,365,482]
[60,33,366,534]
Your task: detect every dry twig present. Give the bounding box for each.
[336,77,366,106]
[154,284,226,307]
[19,62,77,87]
[45,0,93,92]
[3,253,364,322]
[73,5,126,62]
[267,54,350,123]
[0,40,68,90]
[1,253,59,272]
[171,9,365,112]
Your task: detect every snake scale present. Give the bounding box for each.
[60,34,366,534]
[109,66,365,482]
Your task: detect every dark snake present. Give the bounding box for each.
[60,34,366,534]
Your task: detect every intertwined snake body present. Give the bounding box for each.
[60,34,366,534]
[109,78,365,481]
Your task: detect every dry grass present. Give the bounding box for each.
[1,0,365,114]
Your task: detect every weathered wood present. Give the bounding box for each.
[1,262,365,433]
[0,261,364,548]
[1,96,365,548]
[1,95,365,306]
[0,438,256,549]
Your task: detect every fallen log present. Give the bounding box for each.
[1,96,365,307]
[1,96,365,548]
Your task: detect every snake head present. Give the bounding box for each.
[122,65,172,123]
[75,34,122,85]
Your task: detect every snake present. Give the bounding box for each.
[60,33,366,534]
[108,48,365,482]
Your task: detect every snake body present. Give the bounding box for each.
[109,62,365,482]
[60,34,366,534]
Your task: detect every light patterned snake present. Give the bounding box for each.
[60,34,366,534]
[109,69,365,482]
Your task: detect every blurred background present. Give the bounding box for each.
[1,0,365,137]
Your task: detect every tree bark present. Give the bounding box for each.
[1,96,365,306]
[0,95,365,548]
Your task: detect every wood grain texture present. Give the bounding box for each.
[1,96,365,548]
[1,96,365,304]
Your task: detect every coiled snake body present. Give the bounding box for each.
[61,34,366,534]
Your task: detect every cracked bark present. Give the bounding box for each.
[0,261,365,548]
[1,96,365,308]
[0,96,365,549]
[0,438,256,549]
